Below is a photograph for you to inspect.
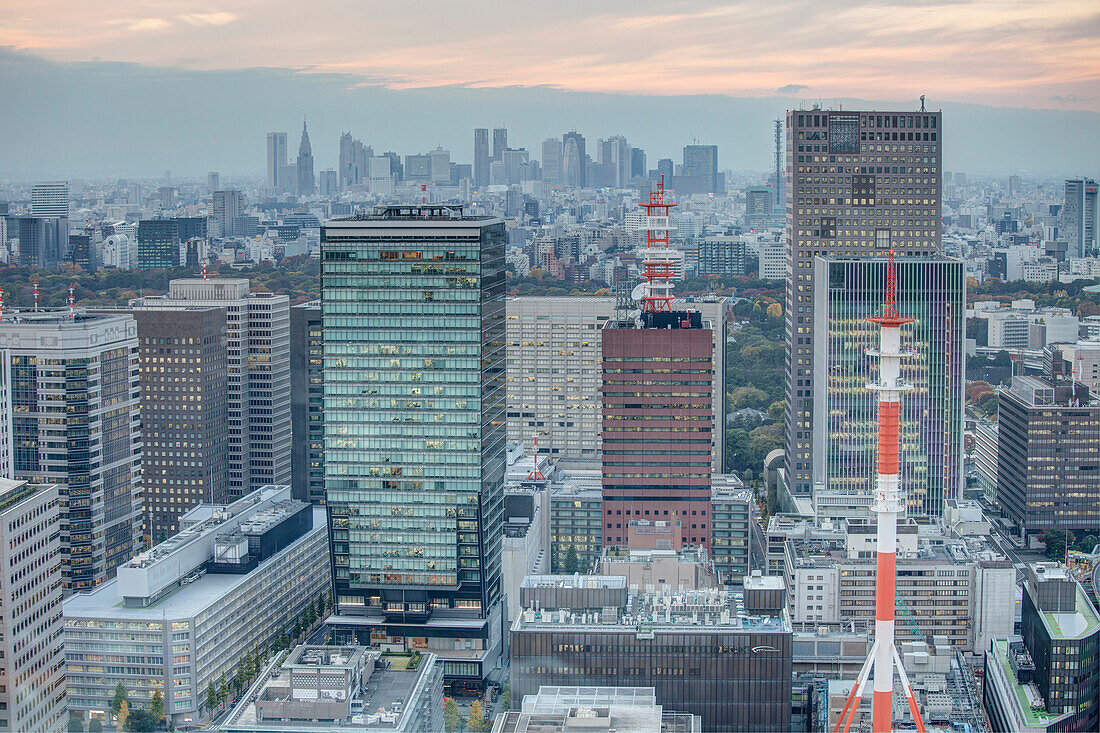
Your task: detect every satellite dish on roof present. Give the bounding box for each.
[631,283,648,301]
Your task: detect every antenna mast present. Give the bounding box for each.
[637,176,677,313]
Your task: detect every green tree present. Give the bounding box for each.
[116,700,130,731]
[467,699,487,732]
[124,708,156,732]
[111,683,128,719]
[444,697,461,732]
[206,682,219,711]
[89,719,103,733]
[1077,534,1098,553]
[563,546,580,574]
[218,673,229,704]
[1041,529,1069,560]
[67,718,84,732]
[150,689,164,723]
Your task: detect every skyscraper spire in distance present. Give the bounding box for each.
[297,117,315,196]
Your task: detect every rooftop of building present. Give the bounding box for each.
[496,686,700,733]
[0,478,43,515]
[222,648,439,733]
[514,585,790,635]
[1041,584,1100,640]
[0,309,133,327]
[329,205,498,223]
[1006,375,1097,407]
[63,505,325,622]
[990,639,1072,729]
[521,574,626,590]
[283,645,367,670]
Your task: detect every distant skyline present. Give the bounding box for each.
[1,47,1098,179]
[3,0,1098,112]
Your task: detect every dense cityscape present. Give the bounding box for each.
[1,13,1100,733]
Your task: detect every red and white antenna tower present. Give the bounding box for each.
[0,286,5,322]
[202,260,208,281]
[68,282,76,320]
[526,434,545,481]
[637,176,677,313]
[833,251,926,733]
[33,278,39,312]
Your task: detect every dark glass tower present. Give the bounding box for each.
[321,205,506,689]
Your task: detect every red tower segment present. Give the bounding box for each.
[638,177,677,313]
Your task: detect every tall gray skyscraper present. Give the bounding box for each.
[492,126,508,162]
[541,138,562,187]
[212,188,243,237]
[682,144,719,193]
[0,312,143,591]
[322,205,506,688]
[290,301,323,504]
[133,279,291,498]
[784,107,943,497]
[266,132,288,189]
[297,120,315,196]
[562,131,586,188]
[1062,178,1098,258]
[811,256,964,519]
[339,132,371,189]
[31,181,70,218]
[474,128,490,188]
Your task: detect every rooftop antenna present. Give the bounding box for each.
[33,278,39,312]
[920,95,926,112]
[526,434,545,481]
[68,282,75,320]
[637,175,676,313]
[202,260,208,281]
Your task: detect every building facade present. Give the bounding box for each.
[64,487,330,728]
[267,132,288,190]
[698,236,746,276]
[0,480,66,733]
[133,279,292,498]
[0,312,142,592]
[784,107,942,496]
[136,218,180,268]
[997,376,1100,541]
[31,181,70,218]
[321,206,507,689]
[290,301,324,504]
[710,476,754,584]
[811,256,964,518]
[128,306,229,539]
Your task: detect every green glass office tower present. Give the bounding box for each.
[321,206,506,688]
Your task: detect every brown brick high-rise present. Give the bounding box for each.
[601,312,714,548]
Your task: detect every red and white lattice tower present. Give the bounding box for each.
[637,176,677,313]
[526,434,545,481]
[834,251,926,733]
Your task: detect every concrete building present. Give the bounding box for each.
[985,564,1100,733]
[133,279,292,498]
[710,475,754,584]
[290,301,323,504]
[602,311,714,548]
[1062,178,1098,258]
[267,132,288,190]
[0,480,66,733]
[0,311,142,592]
[510,577,792,731]
[505,297,613,468]
[0,350,12,478]
[997,376,1100,543]
[810,256,965,518]
[474,128,490,188]
[681,145,719,194]
[64,486,330,728]
[14,216,67,268]
[758,241,786,281]
[698,236,746,276]
[785,107,942,496]
[321,206,506,691]
[548,471,603,572]
[221,646,443,733]
[212,189,244,238]
[31,181,70,218]
[781,520,1014,655]
[1047,341,1100,394]
[972,419,999,504]
[494,686,701,733]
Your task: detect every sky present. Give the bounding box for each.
[1,0,1099,177]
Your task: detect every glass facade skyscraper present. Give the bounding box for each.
[321,206,506,687]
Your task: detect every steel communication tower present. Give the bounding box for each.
[637,176,677,313]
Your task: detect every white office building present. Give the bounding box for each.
[31,181,70,218]
[64,486,330,728]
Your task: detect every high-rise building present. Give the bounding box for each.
[0,311,142,591]
[290,301,324,504]
[267,132,288,189]
[133,279,291,498]
[212,189,243,237]
[631,147,647,181]
[682,145,719,193]
[784,107,942,496]
[602,311,714,548]
[810,256,964,519]
[338,132,371,189]
[208,171,220,192]
[297,121,315,196]
[31,181,69,218]
[0,352,13,478]
[699,236,747,276]
[473,128,490,188]
[985,563,1100,733]
[1062,178,1098,258]
[318,168,337,196]
[541,138,562,187]
[0,479,65,733]
[562,132,586,188]
[997,376,1099,542]
[136,218,180,268]
[492,126,508,162]
[321,205,506,689]
[128,307,230,539]
[429,147,451,183]
[14,216,67,268]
